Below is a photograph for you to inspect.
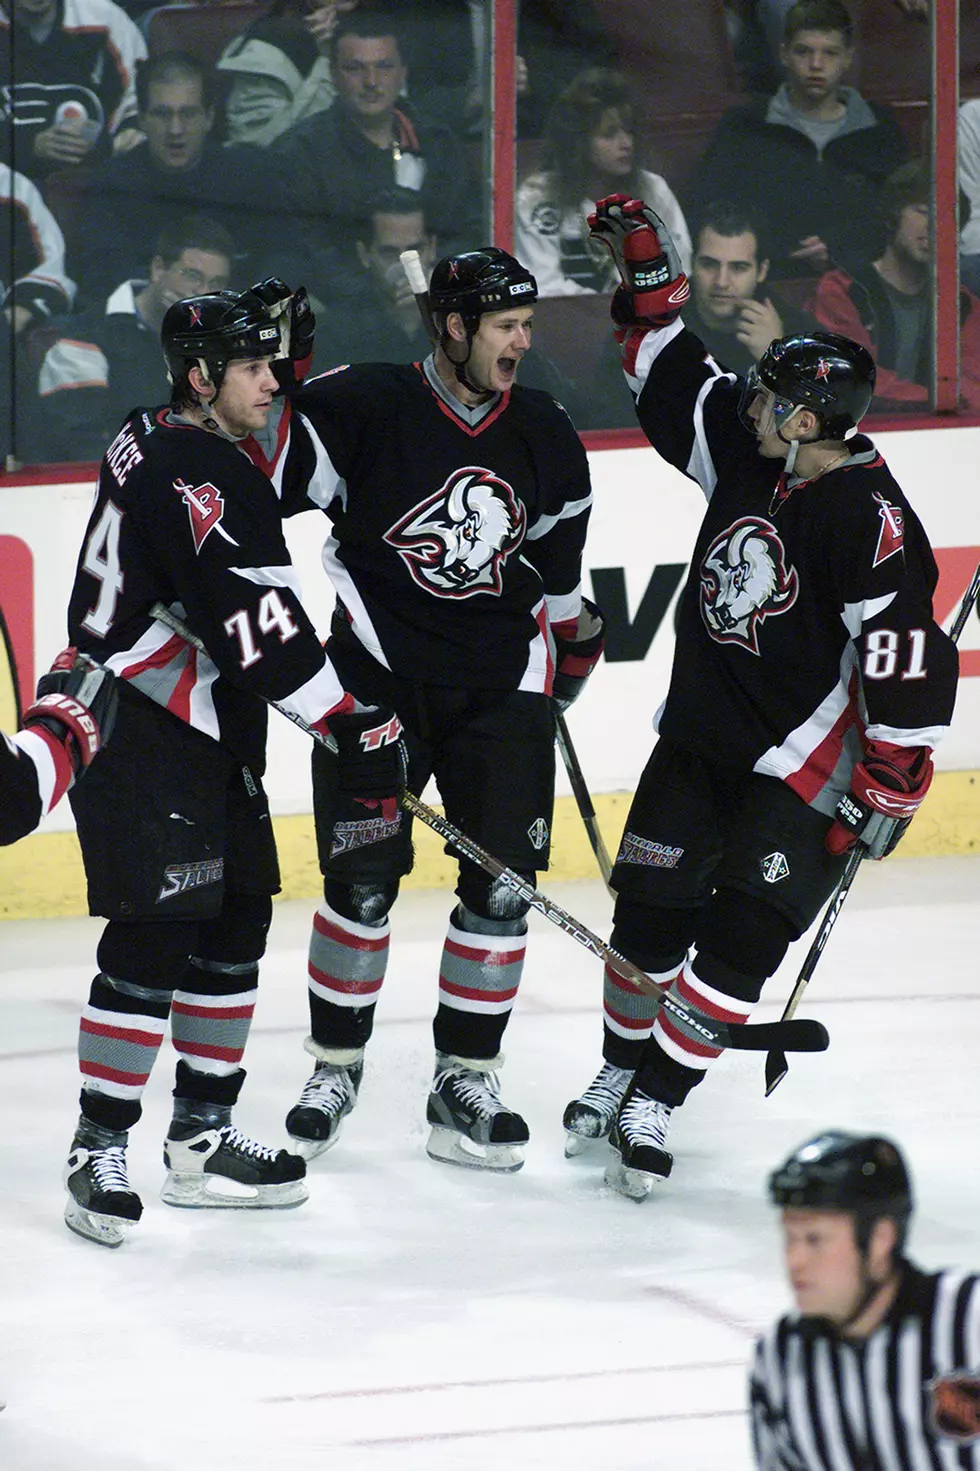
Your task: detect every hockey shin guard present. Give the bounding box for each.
[433,905,527,1060]
[307,894,391,1051]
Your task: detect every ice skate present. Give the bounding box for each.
[64,1139,143,1247]
[426,1053,529,1172]
[562,1062,634,1156]
[604,1087,673,1201]
[161,1124,308,1208]
[285,1055,363,1160]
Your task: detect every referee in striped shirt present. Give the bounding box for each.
[750,1131,980,1469]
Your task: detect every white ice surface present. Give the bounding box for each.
[1,858,978,1470]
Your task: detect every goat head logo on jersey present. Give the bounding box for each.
[929,1375,980,1444]
[700,516,799,653]
[384,467,526,598]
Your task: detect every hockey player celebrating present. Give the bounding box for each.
[1,649,116,847]
[751,1131,980,1467]
[269,248,600,1172]
[563,195,958,1199]
[60,283,365,1246]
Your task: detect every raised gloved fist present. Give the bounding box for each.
[552,597,605,712]
[329,705,406,824]
[825,740,934,860]
[22,648,118,774]
[587,194,690,327]
[246,279,316,388]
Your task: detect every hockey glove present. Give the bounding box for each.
[825,740,934,860]
[246,278,316,389]
[587,194,690,327]
[22,648,118,775]
[551,598,605,711]
[330,705,406,823]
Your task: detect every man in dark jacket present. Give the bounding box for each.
[35,214,232,461]
[72,52,272,300]
[690,0,908,278]
[270,9,481,304]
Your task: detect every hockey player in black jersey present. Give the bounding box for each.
[263,249,600,1172]
[562,195,959,1199]
[0,650,116,847]
[751,1131,980,1468]
[59,284,370,1246]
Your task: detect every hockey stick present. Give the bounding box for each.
[763,557,980,1097]
[554,710,615,894]
[399,249,438,344]
[149,601,828,1057]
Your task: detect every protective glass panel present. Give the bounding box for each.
[1,0,493,468]
[511,0,943,431]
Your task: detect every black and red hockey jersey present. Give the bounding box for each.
[623,320,958,811]
[67,408,347,767]
[258,358,593,692]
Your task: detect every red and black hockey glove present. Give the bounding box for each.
[587,194,690,327]
[329,705,406,824]
[551,598,605,712]
[825,740,934,860]
[22,648,117,775]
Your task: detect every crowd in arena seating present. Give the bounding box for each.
[2,0,978,462]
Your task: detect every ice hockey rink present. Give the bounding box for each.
[1,855,978,1470]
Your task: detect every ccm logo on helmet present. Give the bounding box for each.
[509,282,534,295]
[258,326,278,341]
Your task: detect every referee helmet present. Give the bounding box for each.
[769,1131,913,1252]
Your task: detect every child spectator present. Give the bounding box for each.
[515,68,691,298]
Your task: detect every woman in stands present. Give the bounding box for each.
[515,67,692,297]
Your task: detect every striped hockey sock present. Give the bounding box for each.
[170,956,257,1080]
[602,958,684,1068]
[307,898,390,1051]
[78,972,171,1132]
[433,914,526,1059]
[649,956,754,1079]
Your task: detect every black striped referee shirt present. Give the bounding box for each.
[750,1261,980,1469]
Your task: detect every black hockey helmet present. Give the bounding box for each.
[769,1131,913,1252]
[162,288,281,399]
[752,331,876,440]
[428,247,537,333]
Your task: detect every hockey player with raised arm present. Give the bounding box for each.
[0,649,116,847]
[260,248,600,1173]
[562,195,958,1200]
[60,284,371,1246]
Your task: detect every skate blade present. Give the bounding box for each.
[425,1125,525,1173]
[160,1173,309,1209]
[603,1154,662,1201]
[64,1198,135,1247]
[285,1126,343,1161]
[564,1127,612,1159]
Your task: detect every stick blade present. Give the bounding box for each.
[726,1017,829,1054]
[764,1049,789,1097]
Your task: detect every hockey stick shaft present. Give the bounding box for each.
[400,249,439,345]
[149,602,826,1058]
[764,558,980,1096]
[554,710,615,893]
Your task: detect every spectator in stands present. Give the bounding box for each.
[515,67,692,298]
[811,160,980,410]
[34,214,233,462]
[1,163,75,334]
[726,0,929,94]
[217,0,359,148]
[683,200,817,371]
[692,0,909,278]
[0,0,146,184]
[270,9,481,300]
[72,52,272,301]
[959,99,980,298]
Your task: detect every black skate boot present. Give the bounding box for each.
[162,1107,308,1209]
[285,1049,364,1160]
[604,1084,674,1201]
[426,1053,529,1172]
[64,1122,143,1247]
[562,1061,634,1157]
